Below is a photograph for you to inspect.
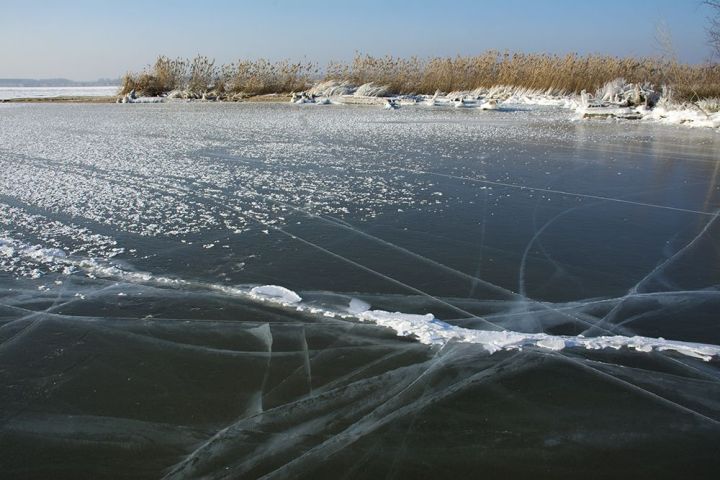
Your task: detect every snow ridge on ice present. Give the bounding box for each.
[2,234,718,362]
[352,306,720,361]
[250,285,302,304]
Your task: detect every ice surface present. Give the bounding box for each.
[0,103,717,363]
[1,102,719,478]
[0,86,119,100]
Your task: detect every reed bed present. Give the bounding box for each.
[120,55,316,96]
[329,53,720,100]
[220,59,317,95]
[121,52,720,100]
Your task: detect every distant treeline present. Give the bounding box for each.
[120,52,720,100]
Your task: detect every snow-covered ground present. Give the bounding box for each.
[299,79,720,131]
[425,89,720,131]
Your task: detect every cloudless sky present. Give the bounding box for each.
[0,0,715,80]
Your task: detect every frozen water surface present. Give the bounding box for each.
[0,86,118,100]
[1,102,720,478]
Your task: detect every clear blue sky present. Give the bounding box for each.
[0,0,715,80]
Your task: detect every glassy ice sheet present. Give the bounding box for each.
[1,102,719,478]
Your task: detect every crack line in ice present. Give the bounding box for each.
[463,289,720,326]
[468,186,490,299]
[277,212,612,336]
[0,278,119,353]
[112,175,505,333]
[584,210,720,336]
[10,143,706,345]
[251,355,530,480]
[516,199,629,335]
[257,323,273,414]
[634,211,720,294]
[512,202,720,382]
[301,326,313,396]
[409,169,718,217]
[510,139,720,165]
[256,221,505,332]
[235,182,520,302]
[515,173,708,321]
[228,183,627,338]
[519,206,578,299]
[512,178,720,385]
[564,353,720,425]
[312,350,410,395]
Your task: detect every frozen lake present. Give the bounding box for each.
[0,86,118,100]
[1,102,719,478]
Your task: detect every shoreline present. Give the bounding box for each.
[2,89,718,131]
[0,94,391,106]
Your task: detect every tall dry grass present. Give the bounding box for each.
[120,56,187,96]
[327,53,720,100]
[121,52,720,100]
[121,55,315,96]
[221,59,316,95]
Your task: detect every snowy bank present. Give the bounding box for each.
[283,78,719,131]
[112,77,720,132]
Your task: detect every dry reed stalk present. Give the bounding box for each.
[121,52,720,100]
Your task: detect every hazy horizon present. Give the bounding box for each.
[1,0,716,81]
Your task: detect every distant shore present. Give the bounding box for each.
[0,93,293,104]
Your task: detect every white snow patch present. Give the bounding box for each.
[122,96,164,104]
[355,83,390,97]
[250,285,302,304]
[352,309,720,360]
[307,80,356,97]
[642,105,720,129]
